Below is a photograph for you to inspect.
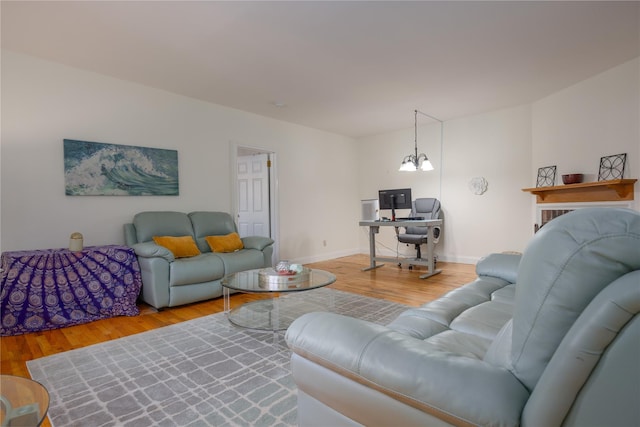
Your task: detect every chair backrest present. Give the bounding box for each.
[402,198,442,237]
[412,198,441,219]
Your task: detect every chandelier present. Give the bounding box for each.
[399,109,442,172]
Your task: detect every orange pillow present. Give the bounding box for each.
[205,233,244,253]
[152,235,201,258]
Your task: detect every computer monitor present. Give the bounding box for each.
[378,188,412,220]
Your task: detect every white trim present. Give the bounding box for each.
[229,141,280,263]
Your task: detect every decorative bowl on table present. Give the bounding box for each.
[258,265,310,289]
[562,174,584,185]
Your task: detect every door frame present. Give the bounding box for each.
[230,141,279,263]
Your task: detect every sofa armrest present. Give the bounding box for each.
[286,312,529,427]
[123,223,138,246]
[476,253,521,283]
[241,236,274,251]
[131,242,175,262]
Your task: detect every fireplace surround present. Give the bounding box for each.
[523,178,637,232]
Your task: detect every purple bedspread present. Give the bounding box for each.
[1,245,142,336]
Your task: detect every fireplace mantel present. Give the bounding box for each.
[522,179,637,203]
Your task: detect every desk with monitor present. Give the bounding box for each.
[359,218,443,279]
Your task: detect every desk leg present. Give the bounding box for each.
[362,226,384,271]
[419,225,442,279]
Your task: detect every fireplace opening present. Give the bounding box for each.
[535,209,573,232]
[534,202,633,233]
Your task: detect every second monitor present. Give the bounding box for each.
[378,188,412,220]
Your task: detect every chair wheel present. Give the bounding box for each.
[408,265,413,270]
[397,263,402,268]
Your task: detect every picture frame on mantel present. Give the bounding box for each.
[598,153,626,181]
[536,165,557,187]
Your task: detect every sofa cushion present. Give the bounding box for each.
[169,253,225,287]
[189,212,238,252]
[152,235,201,258]
[491,284,516,304]
[134,211,193,243]
[214,249,267,274]
[387,276,512,340]
[424,330,492,359]
[450,300,513,341]
[205,233,244,253]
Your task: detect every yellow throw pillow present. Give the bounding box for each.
[205,233,244,253]
[152,235,201,258]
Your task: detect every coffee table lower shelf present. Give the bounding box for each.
[221,268,336,335]
[225,296,333,331]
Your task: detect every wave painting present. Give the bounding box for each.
[64,139,179,196]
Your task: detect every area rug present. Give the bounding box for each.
[27,288,409,427]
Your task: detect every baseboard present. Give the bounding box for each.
[438,254,481,264]
[292,248,361,265]
[357,249,479,265]
[291,248,480,266]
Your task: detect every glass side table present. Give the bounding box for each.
[221,268,336,333]
[0,375,49,427]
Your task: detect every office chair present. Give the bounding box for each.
[396,198,441,268]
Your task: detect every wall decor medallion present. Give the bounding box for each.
[468,177,488,195]
[598,153,626,181]
[536,165,557,187]
[64,139,179,196]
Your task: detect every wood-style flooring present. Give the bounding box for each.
[1,253,476,379]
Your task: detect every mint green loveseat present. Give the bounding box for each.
[124,211,274,309]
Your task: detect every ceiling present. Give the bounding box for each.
[2,1,639,138]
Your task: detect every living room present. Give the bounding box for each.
[1,2,640,426]
[1,2,638,263]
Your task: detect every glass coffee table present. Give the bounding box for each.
[0,375,49,426]
[221,268,336,332]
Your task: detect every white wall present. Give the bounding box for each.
[357,105,533,263]
[1,51,360,262]
[439,106,533,261]
[3,51,638,265]
[357,58,639,263]
[532,57,639,209]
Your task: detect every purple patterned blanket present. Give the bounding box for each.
[1,245,142,336]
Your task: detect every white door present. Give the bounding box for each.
[237,153,271,238]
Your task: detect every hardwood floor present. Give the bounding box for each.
[1,254,476,379]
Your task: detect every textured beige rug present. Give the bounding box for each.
[27,288,408,426]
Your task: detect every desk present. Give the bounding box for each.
[359,219,443,279]
[1,245,142,336]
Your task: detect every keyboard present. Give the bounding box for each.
[396,216,425,221]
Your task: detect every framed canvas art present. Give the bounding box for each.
[64,139,179,196]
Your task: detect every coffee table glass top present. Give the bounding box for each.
[221,268,336,331]
[221,268,336,293]
[0,375,49,426]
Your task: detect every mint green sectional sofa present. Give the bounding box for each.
[124,211,274,309]
[286,208,640,427]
